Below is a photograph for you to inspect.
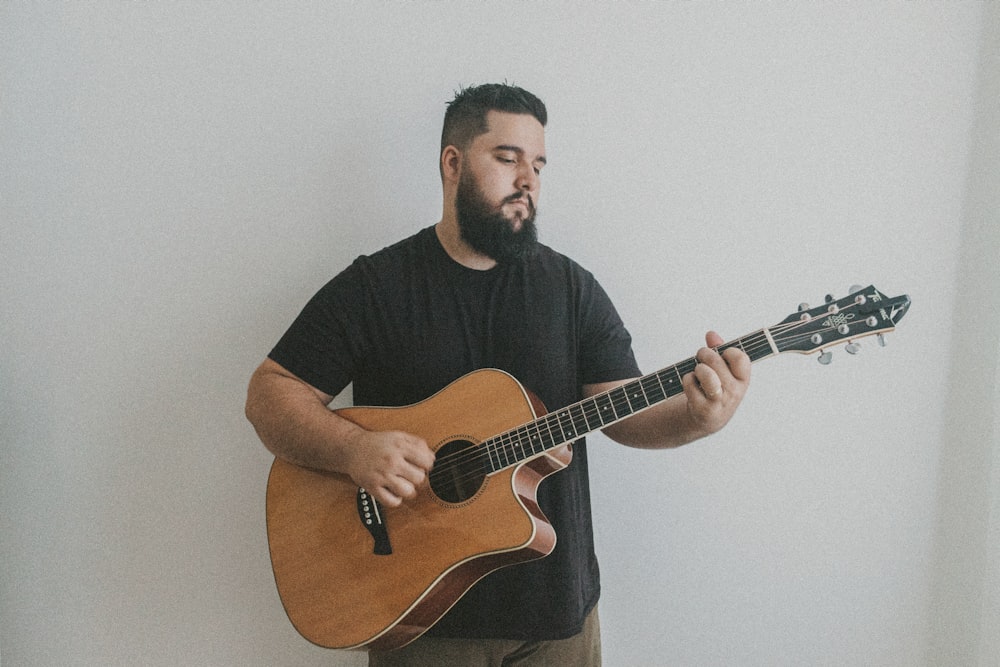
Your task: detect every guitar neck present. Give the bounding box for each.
[483,284,912,473]
[483,329,778,473]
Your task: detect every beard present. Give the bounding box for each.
[455,168,538,264]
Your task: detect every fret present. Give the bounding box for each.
[528,420,547,453]
[676,358,698,379]
[523,421,542,454]
[593,392,617,423]
[659,366,684,398]
[550,412,573,445]
[620,380,646,413]
[487,437,499,471]
[510,430,526,462]
[580,397,605,431]
[516,424,537,458]
[641,374,666,404]
[507,432,521,464]
[672,365,684,388]
[608,385,631,419]
[496,436,510,471]
[498,433,512,468]
[569,403,590,438]
[507,431,524,465]
[537,414,560,448]
[487,439,501,472]
[555,410,576,441]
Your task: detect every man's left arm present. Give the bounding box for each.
[584,331,751,449]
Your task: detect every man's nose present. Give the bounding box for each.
[516,164,538,192]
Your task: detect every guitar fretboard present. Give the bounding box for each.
[483,329,778,473]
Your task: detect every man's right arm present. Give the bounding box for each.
[244,358,435,507]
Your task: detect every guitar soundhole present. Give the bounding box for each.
[429,439,487,504]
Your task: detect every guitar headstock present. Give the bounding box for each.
[772,285,911,363]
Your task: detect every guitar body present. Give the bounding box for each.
[265,369,571,650]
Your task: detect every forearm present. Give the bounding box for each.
[245,359,436,507]
[245,360,363,474]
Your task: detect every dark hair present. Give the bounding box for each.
[440,83,547,155]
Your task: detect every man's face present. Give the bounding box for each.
[454,111,546,263]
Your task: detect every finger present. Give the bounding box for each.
[389,432,434,471]
[371,466,425,507]
[375,475,417,507]
[399,459,429,486]
[375,486,404,508]
[684,363,721,401]
[693,362,724,399]
[404,438,436,472]
[696,346,729,380]
[392,476,418,500]
[697,343,747,385]
[681,371,703,401]
[703,331,751,382]
[721,346,752,382]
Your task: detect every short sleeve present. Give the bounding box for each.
[576,272,641,385]
[268,259,371,397]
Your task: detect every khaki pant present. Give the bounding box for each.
[368,607,601,667]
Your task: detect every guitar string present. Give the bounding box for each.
[432,337,804,490]
[429,316,857,490]
[427,319,853,488]
[428,348,715,479]
[427,331,781,487]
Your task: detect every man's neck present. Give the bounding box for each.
[434,218,497,271]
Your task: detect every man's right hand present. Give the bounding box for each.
[246,358,435,509]
[342,430,436,508]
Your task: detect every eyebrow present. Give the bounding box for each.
[495,144,547,166]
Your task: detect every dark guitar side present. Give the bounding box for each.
[265,368,572,650]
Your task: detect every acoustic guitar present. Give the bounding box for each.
[265,285,910,650]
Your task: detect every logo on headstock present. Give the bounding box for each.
[823,313,856,328]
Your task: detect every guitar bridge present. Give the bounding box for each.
[356,488,392,555]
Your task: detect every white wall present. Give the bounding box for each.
[1,3,994,665]
[928,5,1000,665]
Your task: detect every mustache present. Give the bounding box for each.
[503,193,534,210]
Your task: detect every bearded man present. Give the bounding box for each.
[246,83,750,666]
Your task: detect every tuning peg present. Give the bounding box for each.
[818,350,833,365]
[849,284,863,294]
[877,334,887,347]
[845,342,861,355]
[798,302,810,312]
[825,294,835,303]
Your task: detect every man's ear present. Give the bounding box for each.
[441,145,462,183]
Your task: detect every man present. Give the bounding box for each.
[245,83,750,665]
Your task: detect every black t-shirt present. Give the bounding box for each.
[269,225,640,640]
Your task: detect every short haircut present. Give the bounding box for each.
[440,83,547,157]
